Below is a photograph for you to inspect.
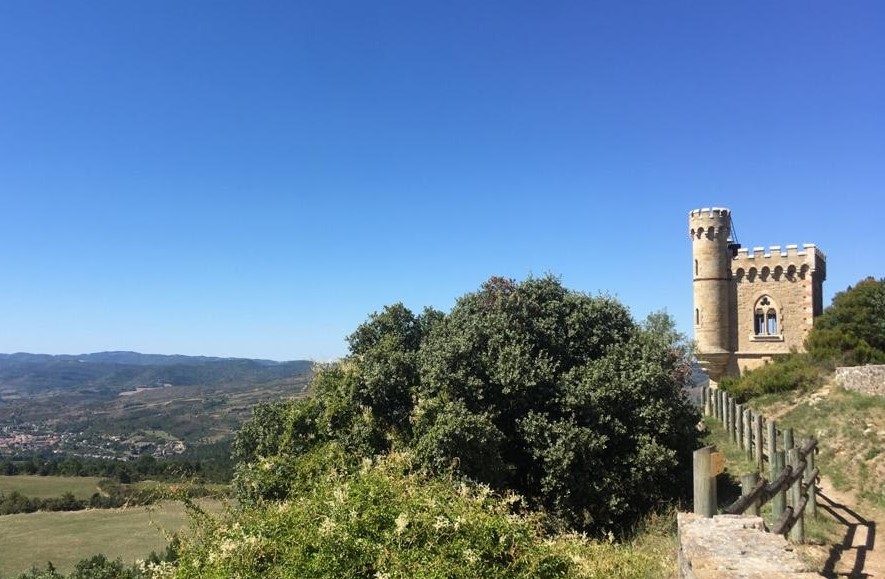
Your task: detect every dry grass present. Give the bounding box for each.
[0,499,222,577]
[0,475,103,500]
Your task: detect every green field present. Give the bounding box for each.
[0,500,221,576]
[0,475,103,499]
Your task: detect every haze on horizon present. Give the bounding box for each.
[1,2,883,360]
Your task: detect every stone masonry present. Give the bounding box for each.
[677,513,820,578]
[834,365,885,397]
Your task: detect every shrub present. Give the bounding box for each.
[173,450,675,578]
[720,354,825,402]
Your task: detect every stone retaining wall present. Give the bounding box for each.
[677,513,820,578]
[834,365,885,397]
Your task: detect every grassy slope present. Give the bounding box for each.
[749,385,885,509]
[0,475,103,499]
[0,500,222,577]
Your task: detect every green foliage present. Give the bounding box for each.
[411,399,506,485]
[1,443,234,484]
[0,477,220,516]
[12,552,175,579]
[806,277,885,366]
[720,354,825,402]
[233,276,699,534]
[173,450,676,578]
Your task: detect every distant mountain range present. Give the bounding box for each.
[0,351,295,367]
[0,351,313,396]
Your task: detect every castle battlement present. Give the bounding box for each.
[732,243,827,283]
[688,207,731,239]
[734,244,826,260]
[689,207,730,219]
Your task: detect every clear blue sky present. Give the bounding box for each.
[1,2,882,360]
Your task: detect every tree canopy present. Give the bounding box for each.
[806,277,885,365]
[233,276,699,534]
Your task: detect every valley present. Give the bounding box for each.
[0,352,312,461]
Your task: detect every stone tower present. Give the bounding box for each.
[690,207,734,386]
[689,206,826,385]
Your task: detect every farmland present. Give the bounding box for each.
[0,475,103,500]
[0,500,221,576]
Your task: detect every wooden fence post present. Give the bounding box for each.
[721,391,727,425]
[693,446,717,518]
[736,403,744,449]
[805,440,817,517]
[741,472,761,516]
[729,398,737,443]
[767,420,777,476]
[754,414,764,471]
[787,448,804,543]
[783,428,794,452]
[743,409,752,459]
[771,450,786,524]
[714,390,720,420]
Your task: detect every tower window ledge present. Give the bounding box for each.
[749,334,785,343]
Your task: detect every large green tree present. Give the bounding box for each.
[234,276,700,533]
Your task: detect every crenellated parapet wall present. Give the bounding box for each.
[688,207,731,241]
[733,244,826,283]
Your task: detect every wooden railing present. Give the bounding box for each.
[692,385,819,542]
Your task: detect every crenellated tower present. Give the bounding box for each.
[689,207,734,385]
[688,206,826,383]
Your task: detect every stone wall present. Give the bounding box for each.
[834,365,885,397]
[677,513,820,578]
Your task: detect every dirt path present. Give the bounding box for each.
[815,475,884,578]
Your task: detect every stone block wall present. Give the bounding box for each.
[834,365,885,397]
[677,513,820,578]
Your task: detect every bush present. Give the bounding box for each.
[720,354,825,402]
[233,276,700,534]
[173,450,675,578]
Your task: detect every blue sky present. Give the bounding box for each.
[1,2,883,360]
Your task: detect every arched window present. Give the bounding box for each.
[753,295,781,337]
